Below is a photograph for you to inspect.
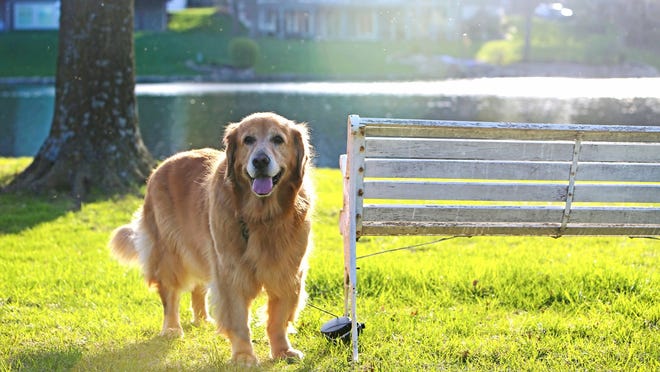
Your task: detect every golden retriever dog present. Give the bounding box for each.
[109,112,313,364]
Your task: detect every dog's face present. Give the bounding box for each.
[224,113,310,198]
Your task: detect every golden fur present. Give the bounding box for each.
[109,112,313,364]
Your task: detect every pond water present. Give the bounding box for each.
[1,78,659,167]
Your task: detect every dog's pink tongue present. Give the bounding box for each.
[252,177,273,195]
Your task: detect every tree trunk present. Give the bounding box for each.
[2,0,155,201]
[522,0,534,62]
[231,0,241,36]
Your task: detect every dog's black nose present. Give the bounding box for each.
[252,152,270,170]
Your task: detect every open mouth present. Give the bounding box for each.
[250,170,283,196]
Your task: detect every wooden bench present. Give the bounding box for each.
[338,115,660,362]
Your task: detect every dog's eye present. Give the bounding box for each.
[243,136,256,145]
[271,135,284,145]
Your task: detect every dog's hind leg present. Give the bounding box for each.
[191,284,212,326]
[157,283,183,337]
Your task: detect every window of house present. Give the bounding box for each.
[260,8,278,34]
[14,1,60,30]
[319,9,341,39]
[285,11,310,36]
[355,10,375,39]
[298,12,310,35]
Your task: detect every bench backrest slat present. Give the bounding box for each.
[573,184,660,203]
[570,206,660,224]
[369,138,660,163]
[366,159,571,180]
[361,118,660,142]
[365,181,660,204]
[364,205,564,224]
[367,138,574,161]
[580,142,660,162]
[363,205,660,226]
[576,162,660,182]
[365,181,568,202]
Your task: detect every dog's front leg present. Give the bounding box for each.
[226,324,256,365]
[266,292,303,360]
[213,274,260,365]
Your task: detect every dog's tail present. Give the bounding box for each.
[109,224,140,265]
[109,208,145,265]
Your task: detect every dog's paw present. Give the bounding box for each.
[272,348,304,362]
[192,316,215,327]
[159,327,184,338]
[231,352,259,366]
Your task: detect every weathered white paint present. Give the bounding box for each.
[579,142,660,163]
[339,115,364,362]
[364,181,568,202]
[365,159,571,180]
[366,137,575,161]
[361,118,660,143]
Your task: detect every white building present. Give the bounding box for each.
[249,0,505,41]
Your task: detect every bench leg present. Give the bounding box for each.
[343,227,359,362]
[340,152,360,363]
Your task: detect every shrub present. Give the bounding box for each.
[228,37,259,69]
[168,8,240,33]
[476,39,522,65]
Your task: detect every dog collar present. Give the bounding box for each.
[239,219,249,242]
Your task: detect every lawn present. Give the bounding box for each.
[1,157,658,371]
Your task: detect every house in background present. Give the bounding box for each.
[0,0,169,31]
[135,0,170,30]
[247,0,505,41]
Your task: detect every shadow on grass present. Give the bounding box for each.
[0,158,144,234]
[0,160,75,234]
[0,188,134,234]
[71,334,260,372]
[0,192,74,234]
[7,348,83,371]
[72,336,179,371]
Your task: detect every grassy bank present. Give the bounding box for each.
[1,157,658,370]
[0,8,476,80]
[0,30,476,80]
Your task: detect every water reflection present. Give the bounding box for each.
[2,78,659,167]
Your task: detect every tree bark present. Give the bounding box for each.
[2,0,155,201]
[522,0,535,62]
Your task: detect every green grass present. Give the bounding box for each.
[0,30,475,79]
[134,31,234,76]
[254,38,478,78]
[0,31,59,77]
[1,157,659,370]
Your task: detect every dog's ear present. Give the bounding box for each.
[223,122,240,182]
[291,122,311,181]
